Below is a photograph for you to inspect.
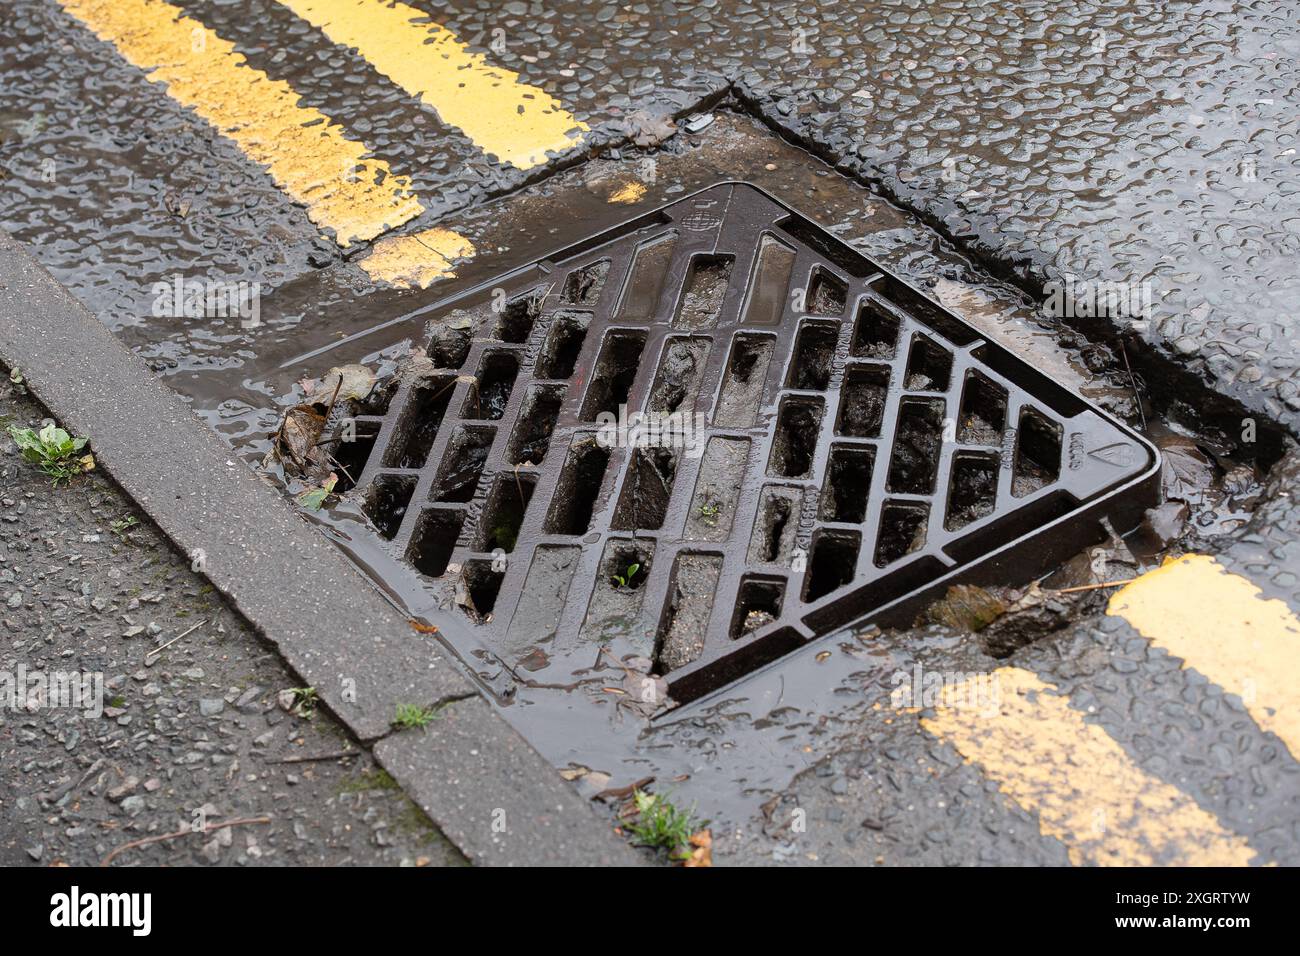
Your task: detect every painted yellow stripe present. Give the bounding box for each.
[58,0,422,246]
[360,227,475,289]
[921,667,1254,866]
[276,0,587,170]
[1108,553,1300,757]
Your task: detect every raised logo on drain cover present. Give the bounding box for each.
[345,183,1160,705]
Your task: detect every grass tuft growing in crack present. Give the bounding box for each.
[625,789,703,859]
[392,702,444,730]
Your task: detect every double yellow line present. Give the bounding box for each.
[920,555,1300,866]
[58,0,587,278]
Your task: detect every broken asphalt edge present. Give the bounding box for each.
[0,228,641,866]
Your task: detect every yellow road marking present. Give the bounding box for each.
[607,181,647,204]
[58,0,422,246]
[359,227,475,289]
[276,0,587,169]
[1108,553,1300,758]
[921,667,1255,866]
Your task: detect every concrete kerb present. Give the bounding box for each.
[0,228,638,866]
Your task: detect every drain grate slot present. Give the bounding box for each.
[887,399,944,494]
[820,446,873,523]
[804,531,861,601]
[675,255,734,331]
[544,439,610,535]
[477,473,536,553]
[562,259,610,305]
[580,330,646,421]
[463,352,519,421]
[1013,407,1063,497]
[536,310,590,380]
[731,576,786,639]
[805,267,847,317]
[352,183,1157,705]
[648,337,710,414]
[656,553,723,672]
[715,334,774,427]
[875,501,929,567]
[770,397,824,478]
[407,508,465,578]
[788,321,839,390]
[612,447,679,531]
[836,364,889,437]
[364,474,415,540]
[958,371,1007,445]
[506,384,564,465]
[946,453,997,531]
[432,426,495,503]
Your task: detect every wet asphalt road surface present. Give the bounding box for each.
[1,0,1298,866]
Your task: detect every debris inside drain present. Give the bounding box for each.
[308,184,1169,706]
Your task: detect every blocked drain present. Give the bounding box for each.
[349,183,1159,704]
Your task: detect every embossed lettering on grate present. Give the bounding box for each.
[350,183,1159,704]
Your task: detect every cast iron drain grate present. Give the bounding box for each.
[347,183,1159,704]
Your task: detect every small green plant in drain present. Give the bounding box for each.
[392,702,443,730]
[626,788,703,859]
[698,502,721,525]
[610,562,640,589]
[7,423,94,487]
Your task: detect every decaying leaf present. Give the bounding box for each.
[316,364,378,403]
[1157,434,1215,502]
[681,829,712,867]
[624,110,678,148]
[922,583,1009,631]
[295,473,337,511]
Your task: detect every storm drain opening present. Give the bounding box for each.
[364,474,415,540]
[749,486,801,565]
[715,334,775,427]
[875,501,929,567]
[544,439,610,535]
[730,576,786,639]
[648,336,711,414]
[463,351,519,421]
[496,289,544,343]
[1013,407,1063,497]
[946,453,998,531]
[618,232,678,322]
[459,559,504,622]
[804,530,861,601]
[352,183,1157,706]
[506,384,564,465]
[851,298,901,359]
[562,258,610,305]
[836,364,889,437]
[535,310,590,380]
[958,371,1008,445]
[675,255,734,330]
[580,330,647,421]
[384,376,455,468]
[611,447,680,531]
[655,553,723,672]
[904,334,953,392]
[804,267,847,317]
[331,420,380,492]
[787,321,839,390]
[770,397,824,477]
[407,508,465,579]
[477,473,537,553]
[887,398,944,494]
[820,446,874,523]
[431,425,495,503]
